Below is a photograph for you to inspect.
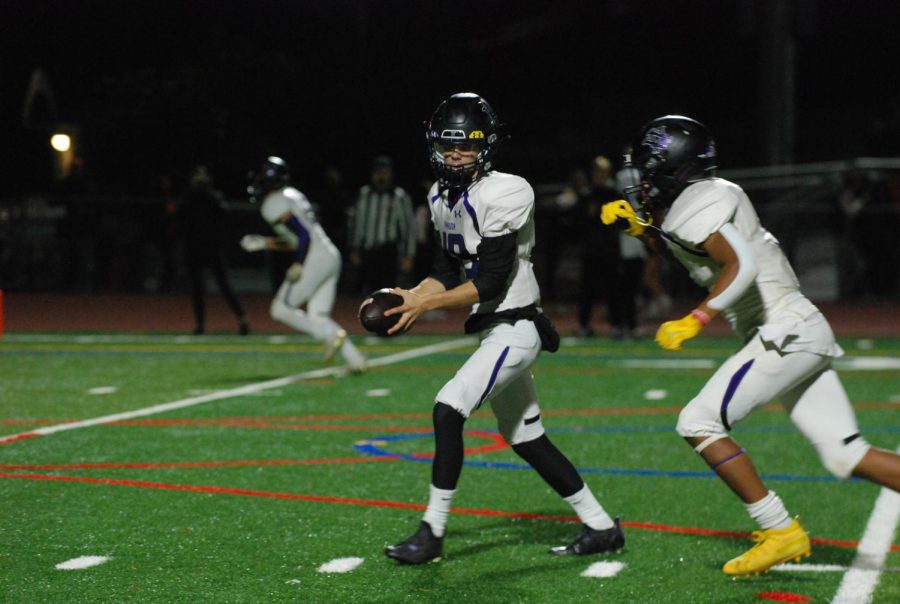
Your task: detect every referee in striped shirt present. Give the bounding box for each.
[349,156,417,292]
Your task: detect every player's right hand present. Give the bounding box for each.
[285,262,303,282]
[655,313,704,351]
[601,200,649,237]
[384,288,425,336]
[240,234,267,252]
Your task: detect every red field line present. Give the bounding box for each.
[0,432,507,470]
[3,400,894,435]
[111,418,435,433]
[0,419,77,425]
[1,471,895,551]
[0,433,42,446]
[0,456,400,471]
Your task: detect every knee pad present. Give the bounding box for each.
[676,403,727,440]
[498,412,544,446]
[816,434,870,479]
[270,297,291,323]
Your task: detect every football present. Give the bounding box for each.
[358,288,404,336]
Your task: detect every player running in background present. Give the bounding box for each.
[602,115,900,576]
[241,156,366,372]
[382,93,624,564]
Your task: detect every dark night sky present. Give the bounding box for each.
[2,0,900,197]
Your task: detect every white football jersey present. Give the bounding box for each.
[427,172,541,314]
[260,187,339,258]
[661,178,823,343]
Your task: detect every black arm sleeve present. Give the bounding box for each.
[472,232,517,302]
[428,231,463,290]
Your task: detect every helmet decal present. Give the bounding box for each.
[698,143,717,159]
[468,130,484,139]
[642,126,672,155]
[629,115,717,208]
[440,129,467,140]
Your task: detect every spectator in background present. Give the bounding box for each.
[576,156,621,336]
[313,165,352,254]
[613,159,661,336]
[182,165,249,335]
[411,174,438,285]
[348,156,416,293]
[155,172,180,293]
[837,170,900,299]
[544,168,588,296]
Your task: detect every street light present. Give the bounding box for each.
[50,133,71,152]
[49,130,75,180]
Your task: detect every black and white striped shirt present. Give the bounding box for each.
[349,185,416,259]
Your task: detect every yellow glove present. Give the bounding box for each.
[286,262,303,282]
[600,200,650,237]
[655,310,709,350]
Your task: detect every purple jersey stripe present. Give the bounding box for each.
[462,190,480,235]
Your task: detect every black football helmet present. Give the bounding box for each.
[426,93,504,188]
[247,156,290,202]
[626,115,717,208]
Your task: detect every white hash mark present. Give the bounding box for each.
[55,555,111,570]
[317,557,364,573]
[581,561,626,578]
[87,386,118,395]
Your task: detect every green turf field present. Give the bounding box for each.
[1,333,898,603]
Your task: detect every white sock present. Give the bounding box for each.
[341,338,366,368]
[422,484,456,537]
[745,490,792,530]
[563,484,614,530]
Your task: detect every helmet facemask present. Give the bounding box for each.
[429,137,494,189]
[426,93,503,190]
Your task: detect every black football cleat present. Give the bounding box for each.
[385,521,443,565]
[549,518,625,556]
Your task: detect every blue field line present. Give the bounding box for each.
[353,427,900,483]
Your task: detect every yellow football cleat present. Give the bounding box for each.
[723,519,811,577]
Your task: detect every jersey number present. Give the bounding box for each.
[440,232,478,278]
[440,232,468,258]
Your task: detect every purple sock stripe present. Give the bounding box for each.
[709,448,746,469]
[477,346,510,406]
[720,359,754,431]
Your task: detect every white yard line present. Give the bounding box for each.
[774,563,848,572]
[831,448,900,604]
[0,337,475,445]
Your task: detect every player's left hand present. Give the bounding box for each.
[240,234,268,252]
[384,288,426,335]
[285,262,303,282]
[655,313,704,351]
[600,200,650,237]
